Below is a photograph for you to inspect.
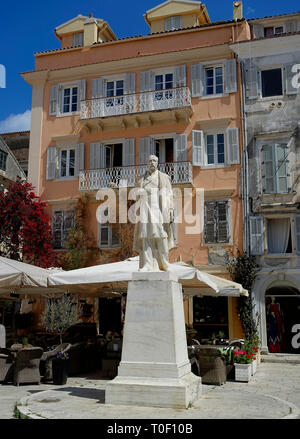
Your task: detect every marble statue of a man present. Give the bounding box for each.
[133,155,175,272]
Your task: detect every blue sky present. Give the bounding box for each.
[0,0,299,133]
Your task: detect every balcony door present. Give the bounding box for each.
[105,80,124,116]
[154,73,174,107]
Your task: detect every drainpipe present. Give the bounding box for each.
[240,60,250,254]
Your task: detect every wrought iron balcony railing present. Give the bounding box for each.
[79,162,193,191]
[80,87,192,120]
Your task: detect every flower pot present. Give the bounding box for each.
[256,350,261,365]
[234,363,251,382]
[251,358,257,375]
[52,359,69,385]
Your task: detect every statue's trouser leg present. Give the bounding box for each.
[140,239,155,271]
[156,237,169,271]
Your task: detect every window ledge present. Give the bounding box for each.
[53,177,78,182]
[203,242,232,247]
[199,93,229,100]
[264,253,293,258]
[98,246,121,250]
[56,112,80,118]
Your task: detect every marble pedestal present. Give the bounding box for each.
[105,272,201,409]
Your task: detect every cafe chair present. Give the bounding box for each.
[0,348,14,383]
[13,347,43,386]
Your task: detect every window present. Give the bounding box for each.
[52,210,75,249]
[106,80,124,107]
[62,85,79,113]
[206,134,225,165]
[73,32,83,47]
[98,209,120,248]
[0,150,8,171]
[165,16,182,31]
[267,218,292,254]
[261,68,283,98]
[155,73,173,100]
[262,143,289,193]
[264,26,284,37]
[204,201,229,244]
[205,66,224,95]
[59,148,75,178]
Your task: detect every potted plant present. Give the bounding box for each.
[52,352,69,385]
[40,294,80,344]
[233,348,253,382]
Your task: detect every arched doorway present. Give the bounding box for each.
[265,286,300,354]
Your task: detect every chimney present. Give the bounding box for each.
[233,1,243,21]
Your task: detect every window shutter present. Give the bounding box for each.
[249,216,264,255]
[192,130,204,166]
[244,60,258,99]
[286,63,298,95]
[123,138,135,166]
[159,141,166,164]
[139,137,153,165]
[253,24,264,38]
[92,78,105,98]
[78,80,86,101]
[90,142,103,169]
[49,85,59,116]
[205,201,216,243]
[124,73,136,95]
[275,143,289,194]
[295,215,300,254]
[75,143,85,176]
[226,127,240,165]
[46,147,57,180]
[285,20,297,33]
[217,201,229,243]
[191,63,204,97]
[174,134,187,162]
[225,59,237,94]
[262,145,276,193]
[174,65,186,87]
[140,71,155,92]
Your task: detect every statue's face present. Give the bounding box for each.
[147,156,158,172]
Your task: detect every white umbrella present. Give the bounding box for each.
[48,256,248,297]
[0,257,64,297]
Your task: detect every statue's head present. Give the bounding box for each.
[147,155,158,173]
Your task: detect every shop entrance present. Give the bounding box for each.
[265,287,300,354]
[193,296,229,343]
[98,297,122,338]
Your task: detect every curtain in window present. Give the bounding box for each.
[267,218,290,254]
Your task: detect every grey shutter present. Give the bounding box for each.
[249,216,264,255]
[90,142,103,169]
[225,59,237,93]
[49,85,59,116]
[165,16,182,31]
[244,60,258,99]
[139,137,152,164]
[75,143,84,176]
[140,71,155,92]
[285,20,297,33]
[46,147,57,180]
[73,32,83,47]
[159,142,166,163]
[174,65,186,87]
[275,143,289,193]
[253,24,264,38]
[286,63,298,95]
[123,138,135,166]
[226,127,240,165]
[124,73,136,95]
[78,79,86,101]
[92,78,105,98]
[191,63,204,97]
[192,130,204,166]
[174,134,187,162]
[262,145,275,193]
[217,201,229,243]
[295,215,300,254]
[205,201,216,243]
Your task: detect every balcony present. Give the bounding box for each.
[79,162,193,191]
[79,87,193,132]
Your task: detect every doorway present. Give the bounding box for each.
[265,287,300,354]
[98,297,122,338]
